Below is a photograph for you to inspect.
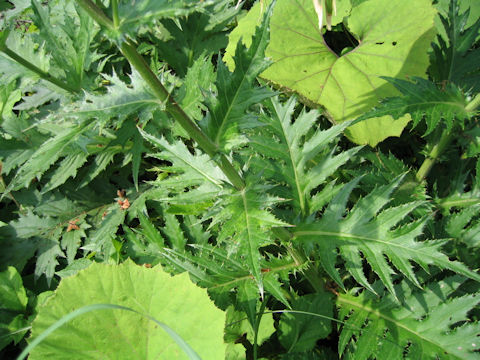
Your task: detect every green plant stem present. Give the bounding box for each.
[75,0,245,190]
[1,47,78,93]
[253,297,269,360]
[437,197,480,210]
[76,0,114,30]
[111,0,119,28]
[415,129,453,182]
[415,94,479,182]
[465,93,480,113]
[121,42,245,189]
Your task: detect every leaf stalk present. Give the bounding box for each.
[1,47,79,93]
[415,129,454,182]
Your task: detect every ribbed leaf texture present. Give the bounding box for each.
[5,120,94,193]
[208,179,288,297]
[63,70,162,127]
[201,2,273,151]
[140,128,226,207]
[141,126,290,297]
[294,176,480,297]
[357,77,472,136]
[337,276,480,360]
[429,0,480,91]
[159,244,296,307]
[250,96,361,218]
[31,0,99,91]
[6,70,165,194]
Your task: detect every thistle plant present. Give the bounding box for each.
[0,0,479,359]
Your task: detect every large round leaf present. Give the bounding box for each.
[29,261,227,359]
[226,0,436,146]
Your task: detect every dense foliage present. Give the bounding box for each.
[0,0,479,358]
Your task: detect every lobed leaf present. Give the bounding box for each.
[430,0,480,91]
[250,96,361,218]
[294,177,480,296]
[357,77,472,135]
[337,276,480,359]
[202,1,274,151]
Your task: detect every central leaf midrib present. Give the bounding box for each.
[241,189,260,286]
[214,31,267,147]
[337,295,465,360]
[294,229,426,255]
[278,113,305,215]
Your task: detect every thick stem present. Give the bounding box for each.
[466,93,480,113]
[2,47,78,93]
[415,129,453,182]
[120,42,245,189]
[111,0,119,28]
[416,93,479,182]
[76,0,245,190]
[437,197,480,210]
[76,0,114,30]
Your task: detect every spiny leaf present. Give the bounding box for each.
[202,1,274,151]
[294,176,480,296]
[211,180,288,297]
[357,77,472,135]
[62,70,161,127]
[31,0,99,90]
[337,276,480,360]
[5,121,93,193]
[154,2,238,78]
[429,0,480,91]
[77,146,122,188]
[445,204,480,249]
[42,151,89,193]
[140,128,227,187]
[177,56,215,120]
[0,80,22,123]
[35,239,64,286]
[137,212,165,248]
[61,222,88,264]
[160,244,295,306]
[162,212,187,251]
[82,207,126,253]
[0,30,50,86]
[250,96,361,218]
